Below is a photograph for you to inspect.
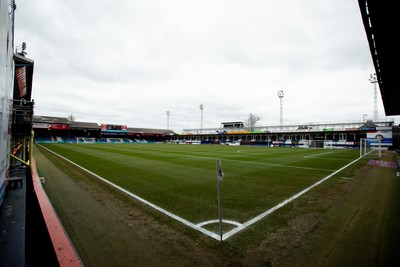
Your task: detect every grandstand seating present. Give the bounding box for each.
[65,137,77,143]
[107,138,122,143]
[32,115,173,145]
[35,136,54,143]
[76,137,97,143]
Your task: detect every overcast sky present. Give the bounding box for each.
[14,0,399,132]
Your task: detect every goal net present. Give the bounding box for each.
[359,138,381,158]
[297,140,333,149]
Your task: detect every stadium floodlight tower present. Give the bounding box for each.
[166,111,170,130]
[199,104,204,132]
[369,73,378,121]
[277,90,284,126]
[363,113,368,122]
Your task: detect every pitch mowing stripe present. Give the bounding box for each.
[39,145,221,241]
[222,150,373,240]
[39,144,367,241]
[303,152,333,158]
[185,155,336,172]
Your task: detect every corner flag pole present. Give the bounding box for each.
[216,159,224,241]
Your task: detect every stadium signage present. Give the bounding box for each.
[100,124,128,133]
[33,123,51,129]
[366,128,393,147]
[323,128,334,131]
[33,123,69,130]
[360,127,376,131]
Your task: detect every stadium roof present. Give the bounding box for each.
[33,115,69,124]
[358,0,400,116]
[14,54,34,101]
[32,115,175,134]
[127,127,174,135]
[70,121,100,130]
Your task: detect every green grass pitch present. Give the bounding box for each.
[40,143,361,230]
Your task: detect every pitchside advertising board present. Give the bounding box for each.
[0,0,15,206]
[365,126,393,148]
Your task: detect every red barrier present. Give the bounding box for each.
[30,158,83,266]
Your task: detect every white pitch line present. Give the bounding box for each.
[221,154,365,240]
[39,145,222,241]
[304,152,333,158]
[197,220,243,228]
[39,145,369,242]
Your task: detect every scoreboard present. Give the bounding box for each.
[100,124,128,133]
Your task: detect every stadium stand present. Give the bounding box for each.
[33,115,174,144]
[174,119,399,149]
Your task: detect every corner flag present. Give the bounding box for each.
[216,159,224,241]
[216,159,224,182]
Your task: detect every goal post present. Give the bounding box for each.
[298,140,333,149]
[359,138,380,158]
[310,140,324,148]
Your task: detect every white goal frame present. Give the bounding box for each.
[359,138,382,158]
[297,140,333,149]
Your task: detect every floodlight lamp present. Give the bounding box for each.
[200,104,204,110]
[369,73,377,83]
[277,90,284,98]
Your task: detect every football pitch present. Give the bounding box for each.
[39,143,364,241]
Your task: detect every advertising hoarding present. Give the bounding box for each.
[33,123,69,130]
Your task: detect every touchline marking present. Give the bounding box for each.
[221,152,369,240]
[39,145,370,242]
[39,145,222,241]
[304,152,333,158]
